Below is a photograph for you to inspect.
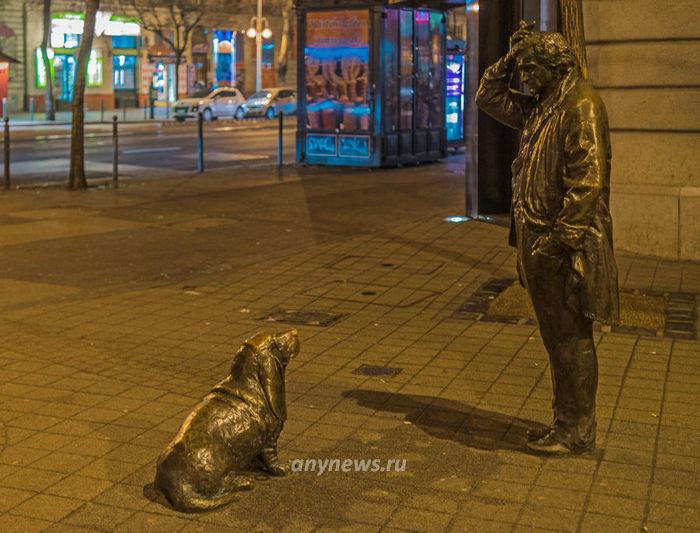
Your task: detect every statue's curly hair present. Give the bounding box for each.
[515,32,579,75]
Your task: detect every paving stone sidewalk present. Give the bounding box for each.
[0,161,698,532]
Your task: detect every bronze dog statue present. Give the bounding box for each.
[154,329,299,512]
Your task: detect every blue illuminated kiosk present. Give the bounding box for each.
[296,0,465,167]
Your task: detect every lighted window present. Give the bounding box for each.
[262,40,274,67]
[87,52,103,87]
[113,54,137,89]
[52,30,81,49]
[112,35,138,49]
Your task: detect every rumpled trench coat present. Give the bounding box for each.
[476,56,619,325]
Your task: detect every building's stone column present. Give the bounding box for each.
[584,0,700,260]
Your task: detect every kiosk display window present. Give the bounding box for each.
[297,0,458,167]
[304,10,371,133]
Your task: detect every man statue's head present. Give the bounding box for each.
[509,21,579,96]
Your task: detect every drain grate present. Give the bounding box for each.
[454,278,697,340]
[352,365,403,377]
[453,278,519,321]
[665,293,697,340]
[260,310,347,327]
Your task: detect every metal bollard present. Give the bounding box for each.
[3,118,9,191]
[112,115,119,188]
[29,97,35,121]
[100,100,104,123]
[277,111,284,167]
[149,99,154,120]
[197,111,204,173]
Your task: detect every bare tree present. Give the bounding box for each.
[68,0,100,189]
[40,0,56,120]
[559,0,588,79]
[277,0,293,84]
[127,0,206,100]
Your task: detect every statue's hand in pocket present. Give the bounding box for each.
[532,234,563,260]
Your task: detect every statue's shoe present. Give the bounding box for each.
[526,429,595,455]
[526,425,552,442]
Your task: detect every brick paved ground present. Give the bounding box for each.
[0,160,698,532]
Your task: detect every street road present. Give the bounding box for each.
[4,119,297,185]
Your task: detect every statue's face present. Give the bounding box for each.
[515,49,554,96]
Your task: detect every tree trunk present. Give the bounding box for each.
[68,0,100,190]
[559,0,588,79]
[41,0,55,121]
[174,55,181,101]
[277,0,294,84]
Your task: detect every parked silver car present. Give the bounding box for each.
[174,87,246,122]
[242,88,297,119]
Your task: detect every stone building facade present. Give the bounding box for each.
[583,0,699,260]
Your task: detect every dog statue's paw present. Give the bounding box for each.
[266,463,290,477]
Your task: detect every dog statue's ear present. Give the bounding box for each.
[257,342,287,421]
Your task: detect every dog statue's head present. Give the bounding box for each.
[230,330,299,422]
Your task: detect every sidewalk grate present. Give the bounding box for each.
[455,278,697,339]
[352,364,403,377]
[259,309,347,327]
[664,293,697,340]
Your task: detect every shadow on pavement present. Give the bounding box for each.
[343,389,541,453]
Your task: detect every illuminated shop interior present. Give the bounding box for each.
[296,0,466,167]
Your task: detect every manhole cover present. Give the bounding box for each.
[260,310,346,327]
[352,365,403,377]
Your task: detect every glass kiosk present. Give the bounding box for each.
[296,0,465,167]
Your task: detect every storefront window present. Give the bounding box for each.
[36,49,101,91]
[85,51,103,87]
[35,49,51,89]
[113,54,137,89]
[54,55,76,101]
[213,30,235,86]
[383,9,399,133]
[415,10,431,129]
[430,11,445,128]
[262,40,274,67]
[304,10,370,132]
[399,10,414,131]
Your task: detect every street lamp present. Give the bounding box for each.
[246,0,272,92]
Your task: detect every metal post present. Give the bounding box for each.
[149,98,154,120]
[197,111,204,173]
[464,1,479,218]
[112,115,119,188]
[143,103,147,120]
[256,0,263,92]
[277,111,284,167]
[100,100,104,123]
[3,118,10,191]
[29,97,35,121]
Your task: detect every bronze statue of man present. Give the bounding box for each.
[476,22,619,455]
